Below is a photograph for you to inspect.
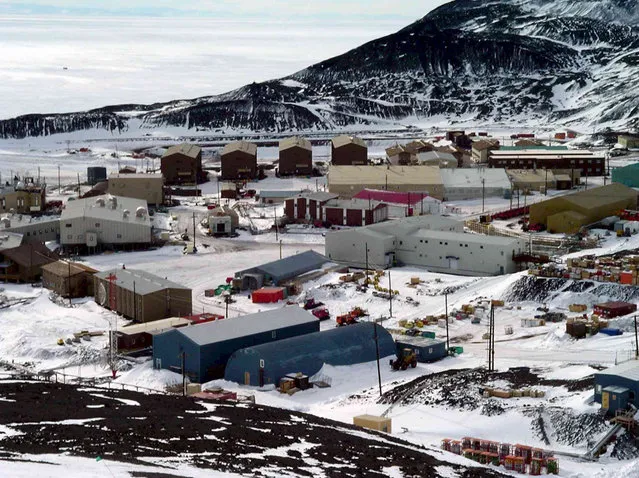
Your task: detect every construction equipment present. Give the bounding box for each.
[312,308,330,321]
[303,298,324,310]
[390,348,417,371]
[336,313,359,327]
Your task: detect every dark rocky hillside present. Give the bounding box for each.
[0,380,508,477]
[2,0,639,139]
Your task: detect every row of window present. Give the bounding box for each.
[25,228,58,237]
[65,222,102,228]
[66,233,122,240]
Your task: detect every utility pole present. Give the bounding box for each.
[481,178,485,213]
[192,212,197,252]
[445,292,449,351]
[133,281,137,321]
[274,207,279,241]
[374,320,383,397]
[181,351,186,397]
[77,173,81,196]
[491,305,495,371]
[67,257,72,307]
[635,315,638,358]
[544,168,548,196]
[57,164,61,193]
[279,240,282,260]
[388,270,393,318]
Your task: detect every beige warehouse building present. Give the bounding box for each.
[108,173,164,206]
[327,165,444,200]
[529,183,638,234]
[507,169,556,192]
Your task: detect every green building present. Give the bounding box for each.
[612,163,639,188]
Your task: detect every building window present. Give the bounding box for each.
[78,235,83,240]
[428,348,433,354]
[465,244,468,247]
[399,241,403,245]
[117,234,122,239]
[65,223,72,228]
[26,232,30,237]
[501,251,504,256]
[95,223,101,228]
[480,245,484,249]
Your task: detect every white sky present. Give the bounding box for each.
[0,0,453,20]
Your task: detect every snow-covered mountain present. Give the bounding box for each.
[2,0,639,139]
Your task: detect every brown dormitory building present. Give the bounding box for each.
[161,143,204,185]
[94,268,192,323]
[221,141,258,180]
[279,137,312,176]
[0,242,58,283]
[41,260,98,298]
[488,150,605,177]
[331,135,367,165]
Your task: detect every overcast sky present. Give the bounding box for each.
[0,0,453,20]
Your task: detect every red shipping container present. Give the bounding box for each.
[252,287,285,303]
[620,272,634,285]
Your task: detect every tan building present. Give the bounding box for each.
[403,140,433,155]
[386,145,412,165]
[0,184,45,214]
[618,135,639,149]
[529,183,638,234]
[94,268,192,323]
[0,242,58,283]
[331,135,367,165]
[161,143,203,185]
[471,139,499,164]
[279,137,312,176]
[327,165,444,200]
[42,260,97,298]
[108,173,164,206]
[507,169,556,192]
[221,141,258,180]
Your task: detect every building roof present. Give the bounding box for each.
[506,169,556,184]
[491,149,599,157]
[417,151,457,164]
[0,242,58,267]
[500,146,569,151]
[409,229,522,246]
[328,165,443,187]
[332,135,366,149]
[554,174,572,182]
[558,183,637,210]
[94,268,190,295]
[0,232,24,251]
[596,360,639,382]
[41,260,97,277]
[353,189,440,205]
[61,195,151,226]
[395,336,446,347]
[472,140,499,151]
[0,213,59,230]
[237,250,330,283]
[548,210,587,221]
[259,190,302,199]
[440,168,511,189]
[164,143,201,159]
[222,141,257,157]
[403,140,432,154]
[595,301,636,309]
[108,173,164,181]
[117,317,191,336]
[279,136,311,152]
[177,306,318,346]
[289,191,339,202]
[324,198,385,210]
[368,215,463,235]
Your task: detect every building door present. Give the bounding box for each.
[602,391,609,409]
[244,372,250,385]
[217,223,226,233]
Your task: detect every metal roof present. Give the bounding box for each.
[108,173,164,180]
[353,189,440,205]
[164,143,201,159]
[0,213,59,229]
[0,242,58,267]
[596,360,639,382]
[440,168,511,188]
[117,317,191,336]
[222,141,257,157]
[417,151,457,163]
[395,336,446,347]
[324,198,385,210]
[328,165,443,186]
[370,215,463,234]
[238,250,330,283]
[279,136,311,152]
[290,191,339,202]
[559,183,637,209]
[178,306,318,346]
[0,232,24,251]
[411,229,523,246]
[41,260,97,277]
[259,190,302,199]
[506,169,556,183]
[499,146,569,151]
[61,195,151,225]
[332,135,366,149]
[94,268,190,295]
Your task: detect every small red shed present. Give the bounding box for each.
[593,301,637,319]
[252,287,286,303]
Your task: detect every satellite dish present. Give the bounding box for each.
[97,283,107,306]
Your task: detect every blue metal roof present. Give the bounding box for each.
[237,250,330,283]
[224,322,396,386]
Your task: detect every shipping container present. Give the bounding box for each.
[252,287,286,304]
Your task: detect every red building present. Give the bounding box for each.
[593,301,637,319]
[323,199,388,227]
[284,192,339,222]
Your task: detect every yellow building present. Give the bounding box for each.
[530,183,638,234]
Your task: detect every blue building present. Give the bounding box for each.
[224,322,396,387]
[612,163,639,188]
[594,361,639,414]
[236,250,330,290]
[152,307,319,383]
[395,337,448,362]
